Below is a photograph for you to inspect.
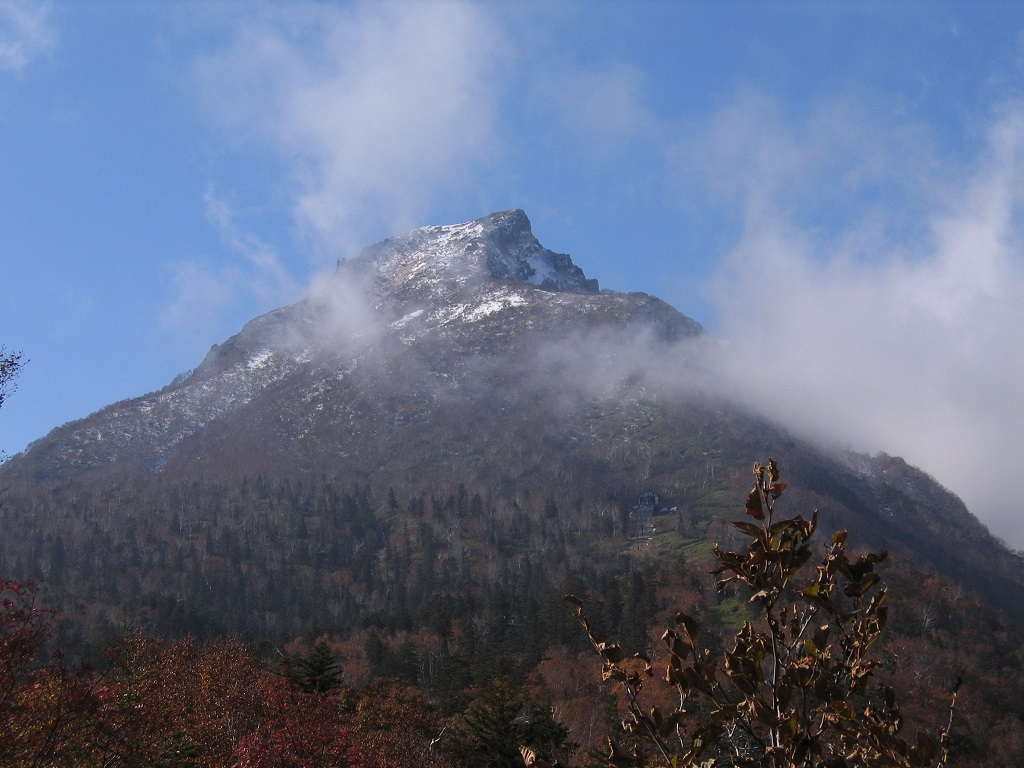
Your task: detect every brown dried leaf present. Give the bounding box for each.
[745,488,765,520]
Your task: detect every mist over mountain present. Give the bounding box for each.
[1,209,1022,631]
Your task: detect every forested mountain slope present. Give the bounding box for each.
[2,209,1019,628]
[4,210,1024,764]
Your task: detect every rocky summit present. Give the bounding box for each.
[348,209,600,297]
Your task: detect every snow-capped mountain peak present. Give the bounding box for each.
[342,210,599,296]
[6,209,695,484]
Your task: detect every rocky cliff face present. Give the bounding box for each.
[349,209,600,297]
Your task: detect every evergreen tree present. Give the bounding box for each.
[462,679,573,768]
[522,700,574,764]
[292,638,341,694]
[462,679,527,768]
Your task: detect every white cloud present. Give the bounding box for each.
[177,3,1024,548]
[702,95,1024,548]
[191,0,507,260]
[0,0,54,73]
[679,89,940,235]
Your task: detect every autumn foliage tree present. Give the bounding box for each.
[0,608,370,768]
[341,678,459,768]
[0,578,67,765]
[99,631,272,765]
[567,459,957,768]
[233,678,362,768]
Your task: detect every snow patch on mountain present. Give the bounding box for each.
[344,209,598,297]
[466,293,528,322]
[247,350,274,370]
[391,309,425,329]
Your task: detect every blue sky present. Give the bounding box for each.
[3,1,1024,546]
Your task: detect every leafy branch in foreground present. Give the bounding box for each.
[565,459,958,768]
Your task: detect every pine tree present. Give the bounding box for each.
[462,679,573,768]
[292,638,341,694]
[462,679,525,768]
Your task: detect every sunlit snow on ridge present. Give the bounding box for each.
[391,309,425,329]
[466,294,527,322]
[247,350,273,370]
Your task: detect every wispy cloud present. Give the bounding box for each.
[699,93,1024,547]
[191,0,507,259]
[0,0,55,73]
[203,187,301,304]
[161,189,305,340]
[533,59,655,147]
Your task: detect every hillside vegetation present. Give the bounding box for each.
[2,465,1024,765]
